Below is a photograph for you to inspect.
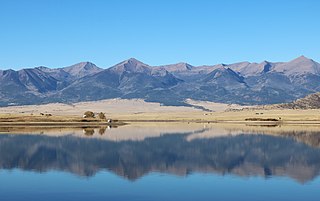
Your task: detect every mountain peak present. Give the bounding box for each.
[272,55,320,75]
[297,55,309,59]
[288,55,317,67]
[162,62,193,72]
[291,55,312,63]
[181,62,193,70]
[127,57,140,62]
[176,62,192,66]
[208,66,241,77]
[62,62,102,78]
[123,58,147,66]
[69,61,96,69]
[110,58,151,74]
[64,62,99,70]
[35,66,50,71]
[203,67,245,86]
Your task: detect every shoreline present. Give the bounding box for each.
[0,122,125,127]
[2,119,320,127]
[1,121,320,149]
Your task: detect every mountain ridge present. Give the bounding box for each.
[1,56,320,106]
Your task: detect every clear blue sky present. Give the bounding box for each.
[0,0,319,69]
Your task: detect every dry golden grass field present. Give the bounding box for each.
[0,99,320,124]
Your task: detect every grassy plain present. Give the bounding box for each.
[0,99,320,125]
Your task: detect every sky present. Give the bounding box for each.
[0,0,319,69]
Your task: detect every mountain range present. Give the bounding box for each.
[1,132,320,183]
[1,56,320,106]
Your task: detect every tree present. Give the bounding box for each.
[98,112,106,120]
[84,111,95,118]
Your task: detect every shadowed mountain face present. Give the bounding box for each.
[56,59,183,104]
[1,56,320,106]
[0,131,320,183]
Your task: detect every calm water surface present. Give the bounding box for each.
[0,124,320,201]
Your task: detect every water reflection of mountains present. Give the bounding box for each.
[1,128,320,183]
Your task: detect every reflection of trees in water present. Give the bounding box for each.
[99,127,106,135]
[83,128,95,136]
[0,133,320,183]
[82,126,117,136]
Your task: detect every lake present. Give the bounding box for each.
[0,123,320,201]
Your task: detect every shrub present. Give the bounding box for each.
[84,111,95,118]
[98,112,106,120]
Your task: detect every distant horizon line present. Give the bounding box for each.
[0,55,315,71]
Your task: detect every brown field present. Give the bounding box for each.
[0,99,320,124]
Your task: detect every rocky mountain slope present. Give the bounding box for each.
[271,92,320,109]
[1,56,320,106]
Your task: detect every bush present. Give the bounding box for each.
[98,112,106,120]
[84,111,95,118]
